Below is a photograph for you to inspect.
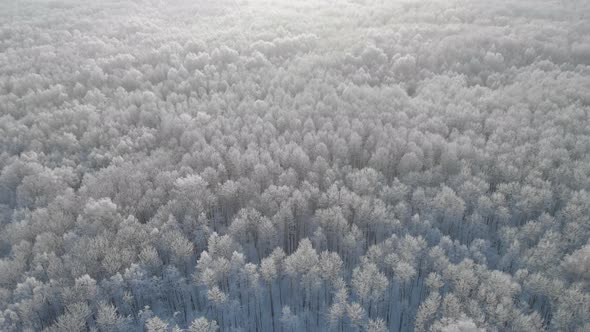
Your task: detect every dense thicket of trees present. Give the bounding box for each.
[1,0,589,331]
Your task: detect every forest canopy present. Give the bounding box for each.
[0,0,589,331]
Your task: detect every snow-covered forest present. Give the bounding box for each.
[1,0,589,331]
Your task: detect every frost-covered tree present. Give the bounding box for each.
[0,0,589,330]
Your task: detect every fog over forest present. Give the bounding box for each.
[1,0,589,331]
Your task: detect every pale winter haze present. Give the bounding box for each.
[0,0,589,331]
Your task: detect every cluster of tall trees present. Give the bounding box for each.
[1,0,589,331]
